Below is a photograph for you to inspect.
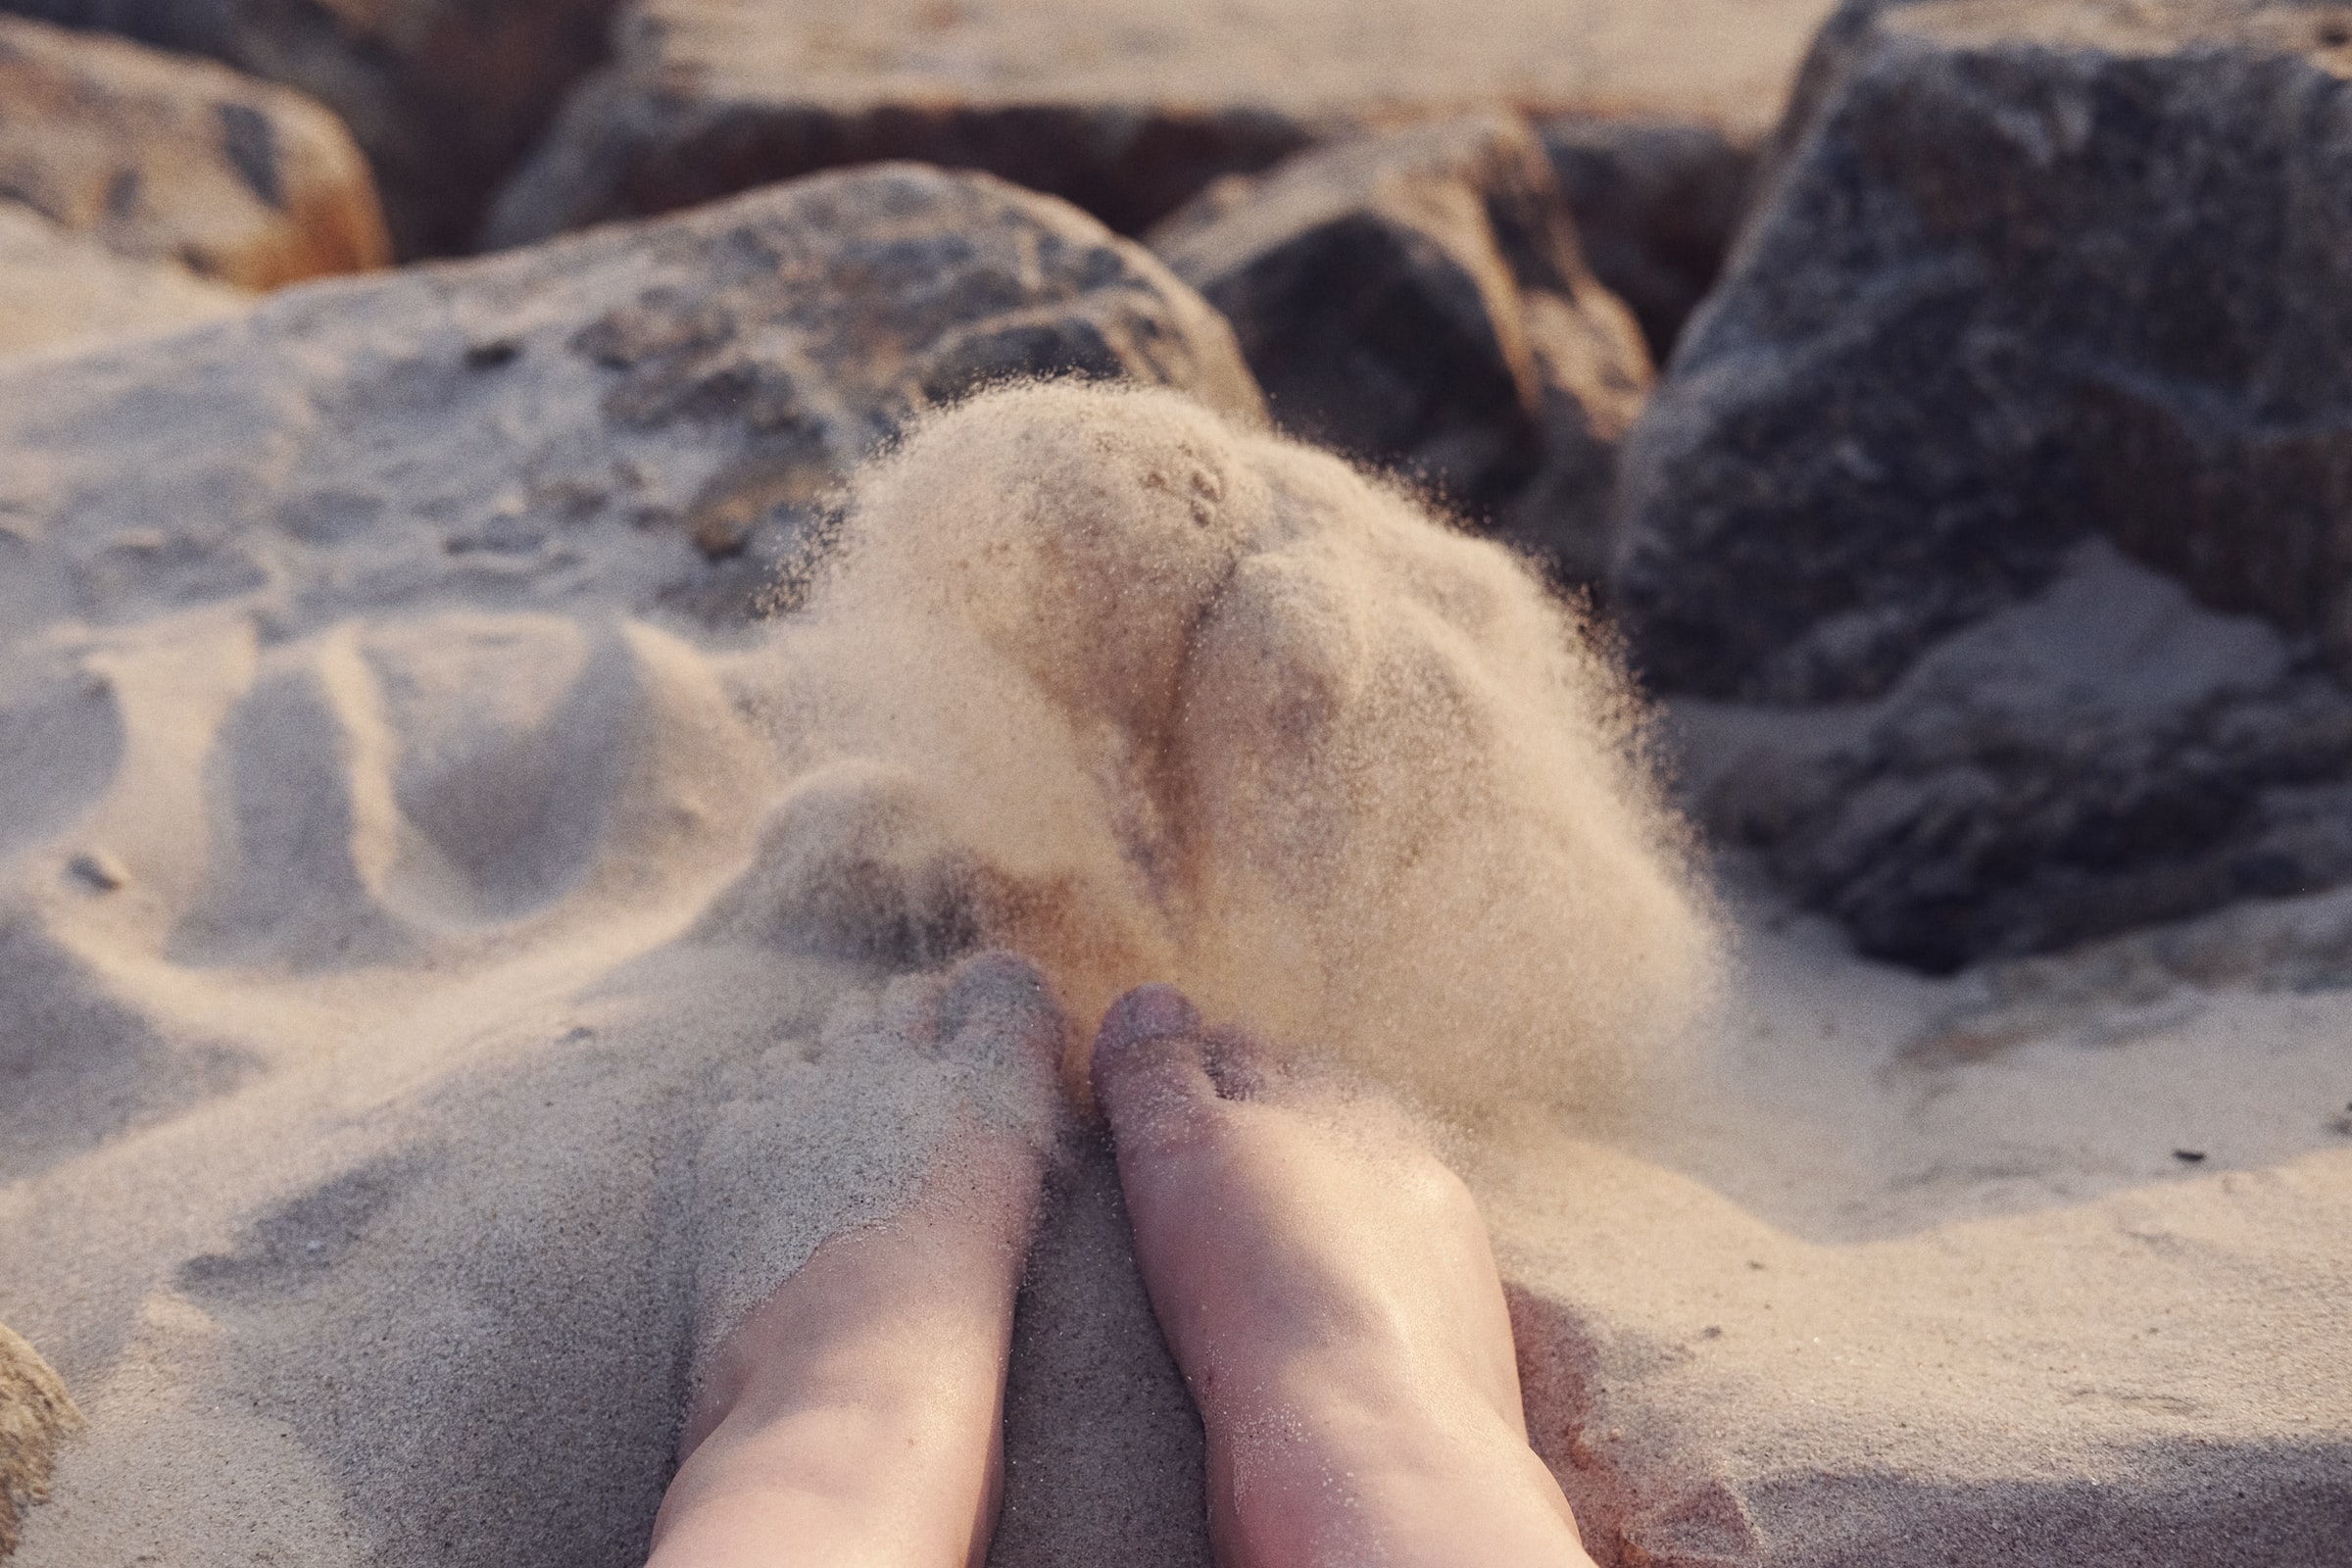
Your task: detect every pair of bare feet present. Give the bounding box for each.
[646,954,1595,1568]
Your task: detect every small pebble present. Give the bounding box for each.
[64,850,126,893]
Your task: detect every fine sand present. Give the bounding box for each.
[2,377,2347,1566]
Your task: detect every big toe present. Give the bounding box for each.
[934,950,1068,1080]
[1092,984,1226,1149]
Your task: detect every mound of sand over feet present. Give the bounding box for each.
[0,382,1715,1564]
[734,380,1719,1113]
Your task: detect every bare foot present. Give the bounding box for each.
[1091,985,1596,1568]
[648,952,1067,1568]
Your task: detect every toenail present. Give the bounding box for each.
[1101,984,1200,1046]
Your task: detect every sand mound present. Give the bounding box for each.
[729,382,1719,1118]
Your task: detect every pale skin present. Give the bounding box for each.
[647,957,1597,1568]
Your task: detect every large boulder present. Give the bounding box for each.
[1149,115,1652,582]
[0,199,246,357]
[485,0,1841,248]
[1623,0,2352,704]
[0,0,625,259]
[0,15,387,289]
[0,162,1264,624]
[1615,0,2352,969]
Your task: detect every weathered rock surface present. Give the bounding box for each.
[0,0,625,259]
[0,163,1263,626]
[1616,0,2352,967]
[0,15,387,289]
[485,0,1839,248]
[1674,542,2352,970]
[1150,115,1652,581]
[0,199,246,358]
[0,1322,80,1559]
[1536,114,1758,361]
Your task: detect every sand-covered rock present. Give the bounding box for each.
[0,199,246,358]
[1536,114,1757,360]
[0,1324,80,1559]
[0,162,1263,621]
[0,0,623,258]
[0,15,387,289]
[484,0,1841,248]
[1150,115,1652,581]
[1617,0,2352,966]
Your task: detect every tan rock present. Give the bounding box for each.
[0,1322,80,1559]
[1150,115,1651,582]
[0,0,621,260]
[0,15,388,290]
[485,0,1839,247]
[0,198,246,358]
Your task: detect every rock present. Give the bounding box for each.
[1149,115,1651,582]
[0,1322,81,1559]
[1673,542,2352,971]
[0,15,387,289]
[484,0,1842,249]
[0,198,247,358]
[1535,114,1758,361]
[1614,0,2352,967]
[0,0,626,259]
[0,162,1263,625]
[1621,0,2352,704]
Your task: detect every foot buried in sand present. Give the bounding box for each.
[650,952,1067,1568]
[652,963,1592,1567]
[1092,984,1597,1568]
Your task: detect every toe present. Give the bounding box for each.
[935,950,1067,1078]
[1092,985,1223,1148]
[872,969,946,1052]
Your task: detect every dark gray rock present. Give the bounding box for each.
[486,51,1316,253]
[1622,0,2352,705]
[1618,0,2352,967]
[1674,543,2352,970]
[1150,115,1652,583]
[482,0,1835,252]
[0,0,625,258]
[1535,115,1758,361]
[0,163,1264,625]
